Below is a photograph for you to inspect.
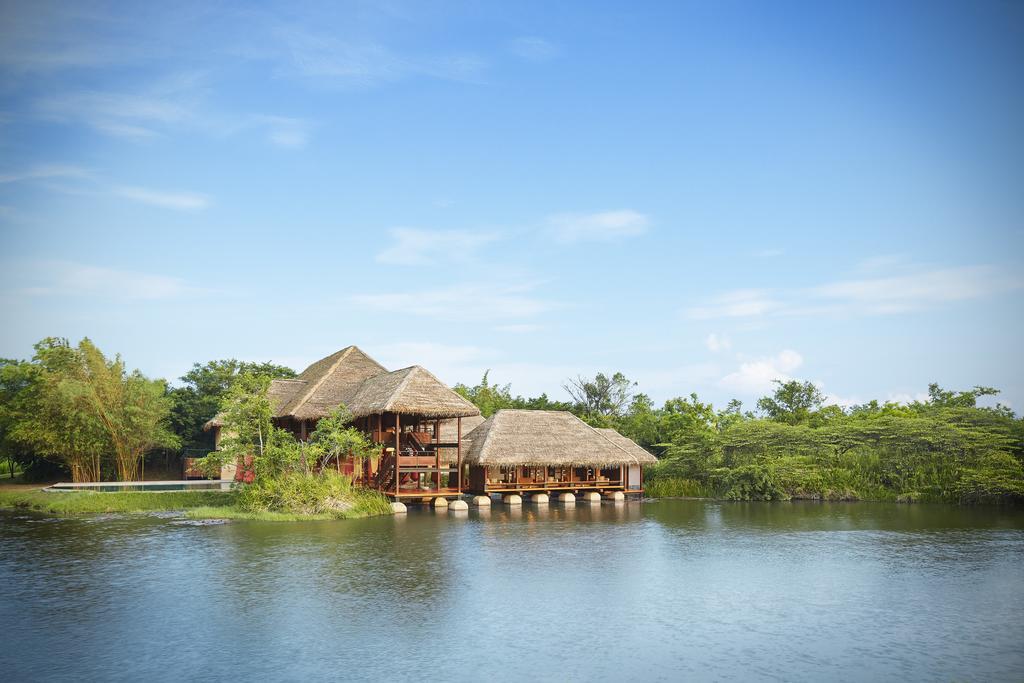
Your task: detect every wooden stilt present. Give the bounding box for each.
[394,413,400,498]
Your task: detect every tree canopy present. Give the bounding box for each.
[168,359,296,448]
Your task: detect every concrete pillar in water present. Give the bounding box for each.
[604,491,625,502]
[531,493,550,504]
[390,502,407,514]
[471,495,492,507]
[558,492,576,503]
[502,494,523,506]
[582,491,602,503]
[448,499,469,511]
[432,496,449,508]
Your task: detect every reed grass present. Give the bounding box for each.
[0,489,236,515]
[644,477,714,498]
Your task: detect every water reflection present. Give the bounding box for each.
[2,500,1023,682]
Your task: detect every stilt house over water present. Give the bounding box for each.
[461,410,656,497]
[206,346,481,500]
[206,346,656,500]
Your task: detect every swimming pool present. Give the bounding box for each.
[46,480,235,493]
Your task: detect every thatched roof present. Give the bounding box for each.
[596,428,658,464]
[345,366,481,419]
[462,410,649,466]
[280,346,387,420]
[439,414,486,442]
[202,346,481,429]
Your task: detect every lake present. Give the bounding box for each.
[2,499,1022,682]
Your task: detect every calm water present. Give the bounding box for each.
[2,500,1023,682]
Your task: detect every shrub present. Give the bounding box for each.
[236,471,391,518]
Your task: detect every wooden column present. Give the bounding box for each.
[434,418,441,490]
[299,420,307,441]
[456,416,462,492]
[395,413,400,498]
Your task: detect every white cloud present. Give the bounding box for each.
[36,88,194,139]
[351,283,554,321]
[885,391,930,405]
[547,210,649,243]
[688,265,1022,320]
[811,266,1020,314]
[688,289,783,319]
[375,228,500,266]
[253,115,311,149]
[823,392,861,409]
[22,262,204,300]
[114,186,210,211]
[719,350,803,395]
[705,333,732,353]
[34,76,314,148]
[271,26,486,86]
[508,37,558,62]
[0,164,92,184]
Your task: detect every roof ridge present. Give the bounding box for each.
[290,346,354,417]
[381,366,420,412]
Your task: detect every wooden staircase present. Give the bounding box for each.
[374,453,396,493]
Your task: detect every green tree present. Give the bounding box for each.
[204,371,300,480]
[307,406,378,473]
[757,380,828,425]
[169,359,296,448]
[71,340,179,481]
[4,339,111,482]
[563,372,636,417]
[453,371,517,417]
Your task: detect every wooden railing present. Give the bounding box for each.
[484,478,624,491]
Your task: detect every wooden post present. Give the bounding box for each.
[300,420,307,441]
[456,416,462,493]
[434,418,441,490]
[394,413,400,498]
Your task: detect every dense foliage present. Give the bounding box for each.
[236,470,391,518]
[455,373,1024,505]
[168,359,296,449]
[0,338,179,482]
[453,371,571,417]
[201,375,385,515]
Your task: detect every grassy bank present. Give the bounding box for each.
[0,489,237,515]
[0,476,394,521]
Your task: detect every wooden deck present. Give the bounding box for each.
[389,487,462,500]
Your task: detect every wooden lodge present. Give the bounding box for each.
[205,346,482,500]
[205,346,656,501]
[461,410,656,496]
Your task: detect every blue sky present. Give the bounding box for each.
[1,0,1022,411]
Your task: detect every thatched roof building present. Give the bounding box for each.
[595,428,658,464]
[203,346,480,431]
[462,410,650,467]
[278,346,388,420]
[345,365,480,419]
[204,346,387,429]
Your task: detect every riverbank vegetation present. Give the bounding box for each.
[0,338,179,482]
[456,374,1024,505]
[3,336,1022,507]
[0,489,237,515]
